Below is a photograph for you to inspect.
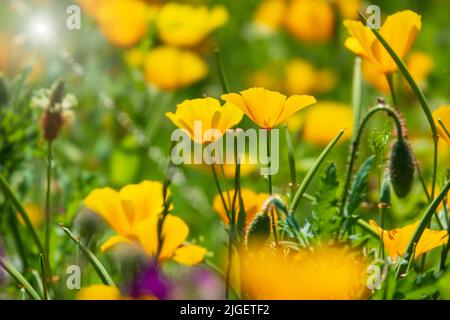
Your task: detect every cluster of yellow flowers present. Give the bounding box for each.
[77,0,228,91]
[75,8,450,300]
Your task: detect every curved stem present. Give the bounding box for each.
[44,140,52,282]
[339,105,403,216]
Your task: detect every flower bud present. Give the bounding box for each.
[246,212,271,249]
[389,138,414,198]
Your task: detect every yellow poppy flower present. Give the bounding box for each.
[433,105,450,144]
[156,3,228,47]
[84,181,206,265]
[76,285,121,300]
[213,189,269,226]
[363,51,433,93]
[285,59,336,95]
[221,87,316,129]
[165,97,243,144]
[144,46,208,91]
[344,10,422,74]
[242,245,370,299]
[285,0,335,42]
[290,101,353,144]
[370,220,448,261]
[17,203,44,228]
[253,0,287,32]
[94,0,153,47]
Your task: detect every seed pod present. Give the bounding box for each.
[389,138,414,198]
[246,212,271,249]
[40,80,65,141]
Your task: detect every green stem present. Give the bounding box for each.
[211,164,229,214]
[61,225,116,287]
[397,180,450,277]
[214,46,229,94]
[288,130,344,216]
[339,105,403,216]
[266,130,273,195]
[44,140,52,266]
[39,254,48,300]
[0,175,44,257]
[440,196,450,271]
[0,257,41,300]
[7,203,28,272]
[284,125,297,199]
[352,57,363,134]
[386,74,398,107]
[356,219,379,239]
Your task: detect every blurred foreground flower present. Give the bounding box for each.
[433,105,450,144]
[127,262,171,300]
[156,3,228,48]
[144,46,208,91]
[253,0,287,32]
[242,245,370,299]
[370,220,448,261]
[222,87,316,129]
[84,180,206,265]
[76,285,121,300]
[344,10,422,75]
[285,59,336,95]
[213,189,269,226]
[165,97,243,144]
[289,101,353,144]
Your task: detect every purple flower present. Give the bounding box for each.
[127,262,171,300]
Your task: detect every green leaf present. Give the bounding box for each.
[312,162,340,237]
[61,225,116,287]
[345,155,375,217]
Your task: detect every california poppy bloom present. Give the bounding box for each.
[344,10,422,75]
[156,3,228,48]
[144,46,208,91]
[84,181,206,265]
[221,87,316,129]
[93,0,154,48]
[242,245,370,299]
[165,97,243,144]
[370,220,448,261]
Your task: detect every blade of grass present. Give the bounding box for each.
[0,257,41,300]
[60,225,116,287]
[288,130,345,216]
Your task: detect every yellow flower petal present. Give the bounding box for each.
[433,105,450,144]
[76,285,121,300]
[84,187,131,235]
[100,235,134,252]
[173,244,207,266]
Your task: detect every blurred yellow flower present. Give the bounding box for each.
[370,220,448,261]
[17,203,44,228]
[165,97,243,144]
[242,245,369,299]
[124,48,146,69]
[144,46,208,91]
[363,51,433,93]
[285,0,335,42]
[156,3,228,47]
[292,101,353,144]
[253,0,287,32]
[433,105,450,144]
[84,181,206,265]
[332,0,362,19]
[76,285,121,300]
[285,59,336,95]
[344,10,422,74]
[94,0,153,47]
[222,87,316,129]
[213,189,269,226]
[76,0,107,17]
